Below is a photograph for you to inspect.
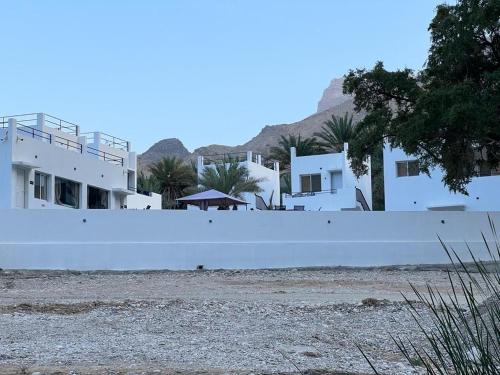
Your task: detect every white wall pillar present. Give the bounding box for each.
[289,147,297,193]
[77,135,87,156]
[36,113,45,132]
[93,132,101,147]
[49,174,55,205]
[246,151,252,162]
[8,119,17,140]
[7,119,18,209]
[81,183,87,209]
[26,169,35,209]
[127,151,137,171]
[197,156,204,181]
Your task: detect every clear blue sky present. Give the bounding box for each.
[1,0,448,153]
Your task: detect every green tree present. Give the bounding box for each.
[136,171,160,194]
[315,112,358,152]
[198,159,263,201]
[269,134,320,170]
[343,0,500,194]
[149,156,196,209]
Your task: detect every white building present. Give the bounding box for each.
[197,151,280,210]
[0,113,161,210]
[384,146,500,211]
[282,144,372,211]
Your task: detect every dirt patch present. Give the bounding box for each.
[0,301,132,315]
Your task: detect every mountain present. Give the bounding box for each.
[316,78,352,113]
[138,138,190,170]
[138,78,359,170]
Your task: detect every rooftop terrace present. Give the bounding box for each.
[1,113,130,166]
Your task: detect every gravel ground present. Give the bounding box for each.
[0,266,466,374]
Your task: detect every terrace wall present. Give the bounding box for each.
[0,210,498,270]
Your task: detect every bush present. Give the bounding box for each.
[360,217,500,374]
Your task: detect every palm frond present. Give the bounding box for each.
[199,159,264,199]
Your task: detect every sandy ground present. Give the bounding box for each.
[0,266,467,374]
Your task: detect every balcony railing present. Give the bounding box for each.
[81,132,129,151]
[0,113,78,135]
[202,152,249,165]
[87,146,124,166]
[43,114,78,135]
[2,113,129,166]
[1,113,38,128]
[17,125,83,153]
[283,189,339,198]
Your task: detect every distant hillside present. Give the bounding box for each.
[138,78,360,170]
[138,138,190,171]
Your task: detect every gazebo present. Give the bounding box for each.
[177,189,248,211]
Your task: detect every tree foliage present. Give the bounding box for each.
[198,159,264,200]
[344,0,500,194]
[137,171,160,194]
[315,112,359,152]
[148,156,196,209]
[269,134,321,170]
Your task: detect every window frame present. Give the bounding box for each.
[395,160,420,177]
[87,185,110,209]
[300,173,322,193]
[54,177,81,209]
[34,171,49,201]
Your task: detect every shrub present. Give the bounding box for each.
[360,217,500,374]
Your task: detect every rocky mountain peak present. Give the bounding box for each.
[137,138,190,170]
[317,78,352,113]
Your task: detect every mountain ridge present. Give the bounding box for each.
[138,78,357,170]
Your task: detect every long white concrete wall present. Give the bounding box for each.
[0,210,498,270]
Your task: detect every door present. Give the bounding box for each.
[14,168,27,208]
[330,171,342,192]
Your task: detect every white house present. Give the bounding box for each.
[282,144,372,211]
[384,146,500,211]
[0,113,161,210]
[196,151,280,210]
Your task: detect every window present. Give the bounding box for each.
[396,160,420,177]
[87,185,109,209]
[55,177,80,208]
[34,172,48,200]
[300,174,321,193]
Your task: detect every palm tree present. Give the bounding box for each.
[149,156,196,209]
[198,159,263,201]
[269,134,320,170]
[136,171,160,194]
[315,112,359,152]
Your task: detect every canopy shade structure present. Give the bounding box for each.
[177,189,248,210]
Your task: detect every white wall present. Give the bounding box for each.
[0,118,149,210]
[245,160,280,208]
[12,126,129,209]
[284,145,372,211]
[0,210,498,270]
[0,128,13,209]
[127,192,162,209]
[384,147,500,211]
